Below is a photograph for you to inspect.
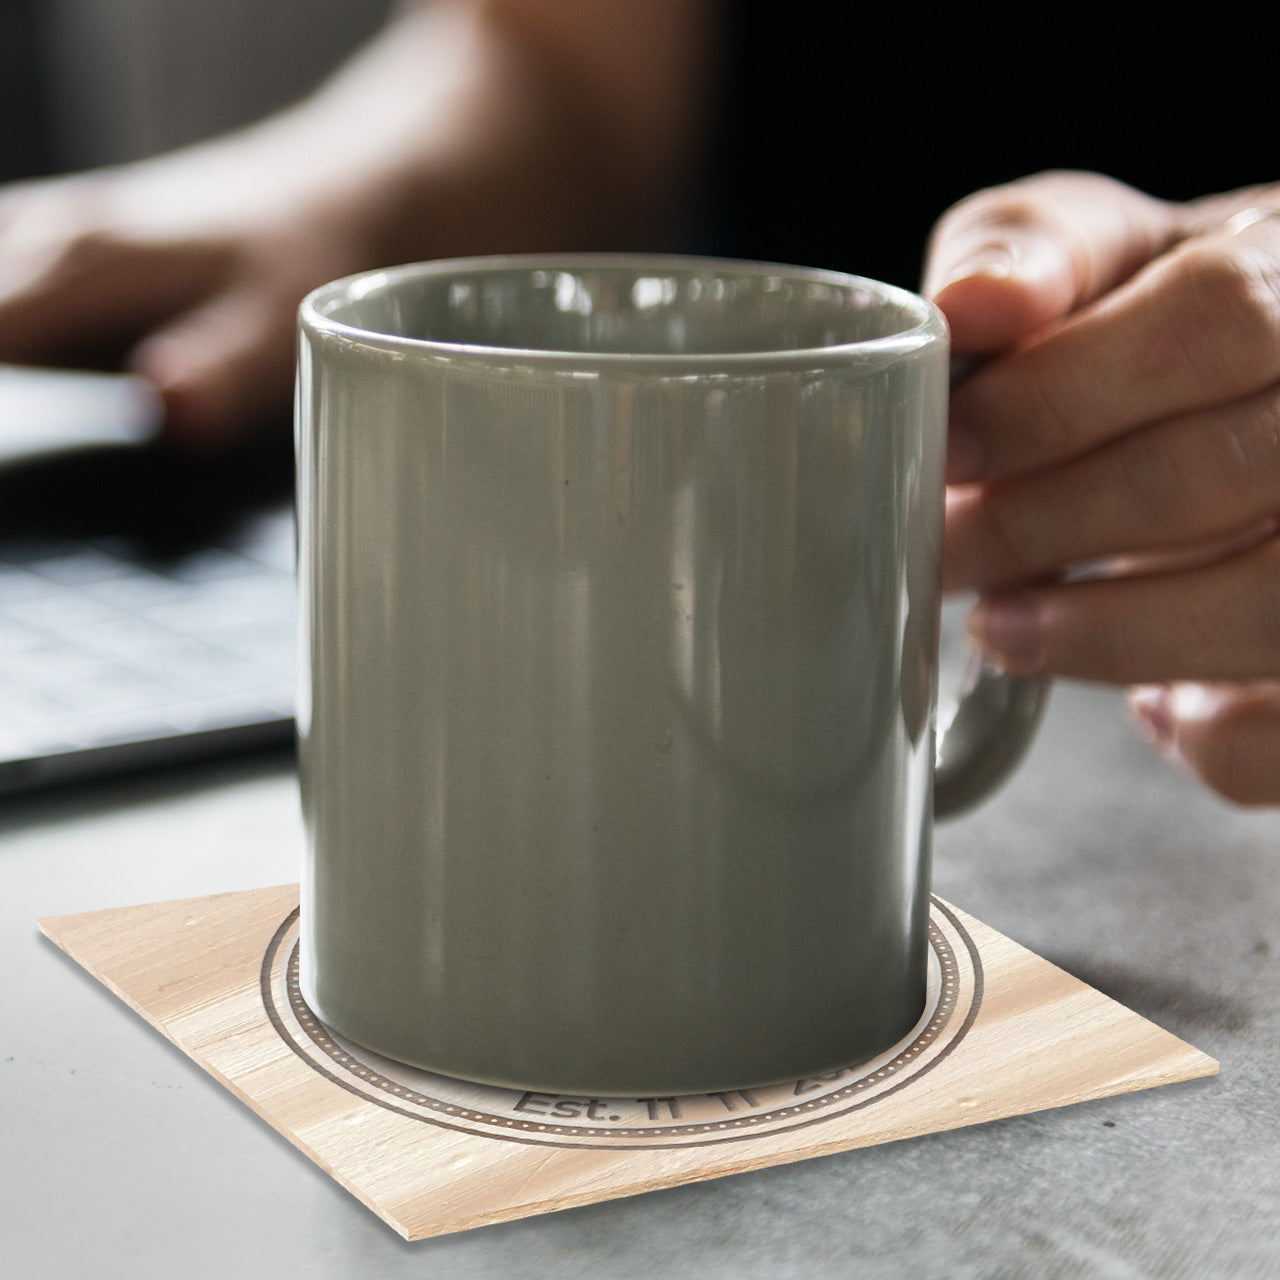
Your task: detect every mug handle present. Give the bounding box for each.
[933,653,1049,818]
[933,353,1050,819]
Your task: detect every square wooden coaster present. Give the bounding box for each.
[39,885,1216,1240]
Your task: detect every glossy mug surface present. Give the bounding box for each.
[297,255,950,1096]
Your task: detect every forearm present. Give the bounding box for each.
[161,0,714,263]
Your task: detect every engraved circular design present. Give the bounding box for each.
[261,897,983,1150]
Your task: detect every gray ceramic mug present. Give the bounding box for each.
[296,254,1046,1097]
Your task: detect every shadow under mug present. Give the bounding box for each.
[296,255,1047,1096]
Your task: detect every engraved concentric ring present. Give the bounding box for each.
[262,897,982,1149]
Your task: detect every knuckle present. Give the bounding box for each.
[1164,243,1280,389]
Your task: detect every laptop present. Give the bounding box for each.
[0,364,297,794]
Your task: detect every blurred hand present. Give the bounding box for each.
[0,0,709,446]
[0,156,370,444]
[926,170,1280,804]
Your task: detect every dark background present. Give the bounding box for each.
[704,6,1273,287]
[0,0,51,182]
[4,2,1273,290]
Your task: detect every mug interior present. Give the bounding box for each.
[306,257,937,359]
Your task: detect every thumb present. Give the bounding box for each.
[924,171,1182,353]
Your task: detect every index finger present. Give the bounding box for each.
[947,212,1280,483]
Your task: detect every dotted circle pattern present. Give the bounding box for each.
[263,899,979,1147]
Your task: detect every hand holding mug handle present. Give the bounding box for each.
[932,354,1050,819]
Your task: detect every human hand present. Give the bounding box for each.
[926,170,1280,804]
[0,0,709,450]
[0,147,379,445]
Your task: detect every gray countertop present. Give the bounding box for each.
[3,678,1278,1279]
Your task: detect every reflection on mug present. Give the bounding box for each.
[664,375,903,797]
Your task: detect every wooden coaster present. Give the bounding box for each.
[39,885,1216,1240]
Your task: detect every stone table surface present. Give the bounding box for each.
[3,678,1277,1279]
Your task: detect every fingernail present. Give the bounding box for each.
[968,596,1041,672]
[946,424,986,485]
[1129,685,1174,749]
[930,244,1017,296]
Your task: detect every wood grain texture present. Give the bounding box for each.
[39,885,1217,1240]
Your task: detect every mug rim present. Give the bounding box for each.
[299,253,946,368]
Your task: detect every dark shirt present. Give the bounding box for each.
[704,5,1273,288]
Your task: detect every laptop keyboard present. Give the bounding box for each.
[0,511,295,762]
